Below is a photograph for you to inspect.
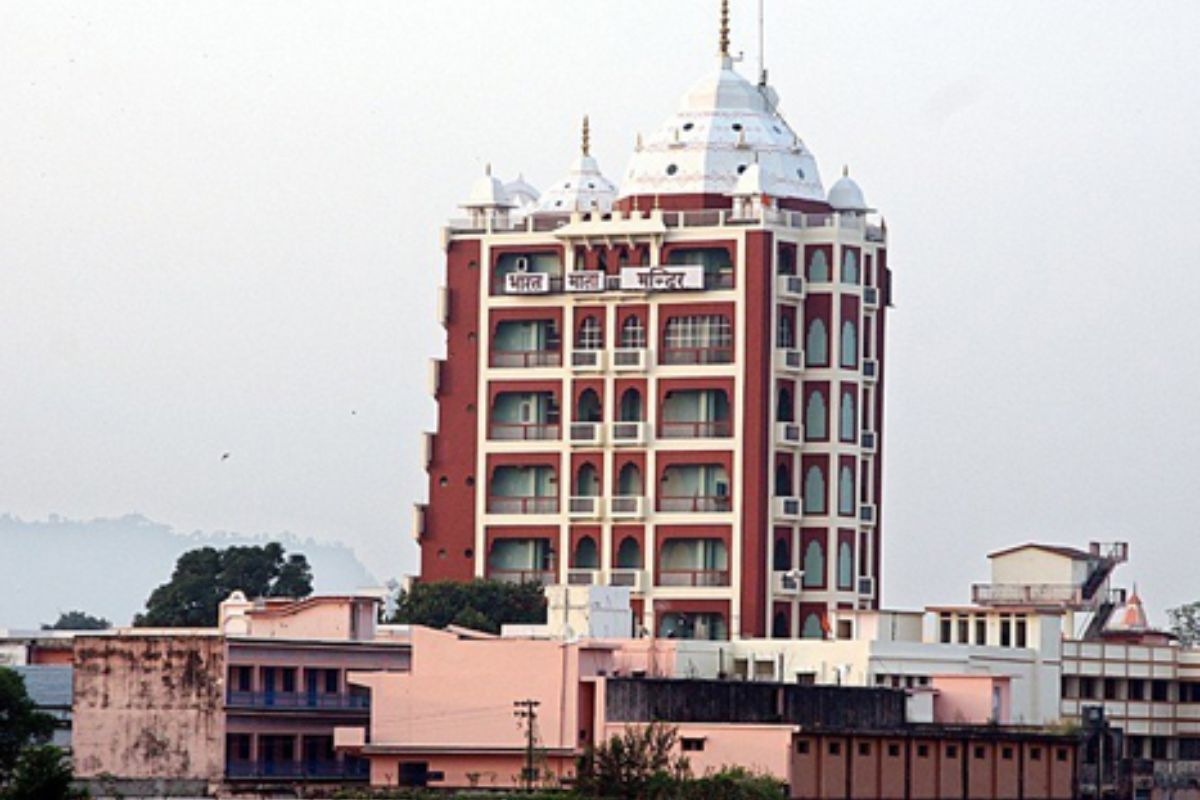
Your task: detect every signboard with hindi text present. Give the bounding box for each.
[503,272,551,294]
[564,271,606,293]
[619,265,705,292]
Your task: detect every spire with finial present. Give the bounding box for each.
[581,114,591,157]
[719,0,731,58]
[843,164,850,178]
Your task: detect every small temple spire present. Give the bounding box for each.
[582,114,591,157]
[719,0,730,57]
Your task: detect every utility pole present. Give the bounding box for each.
[513,698,540,792]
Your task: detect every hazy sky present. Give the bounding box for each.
[2,1,1198,623]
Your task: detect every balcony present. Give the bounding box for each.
[777,274,805,301]
[226,760,370,781]
[489,349,562,369]
[225,691,370,711]
[609,496,646,520]
[411,503,426,542]
[658,496,732,514]
[488,568,557,585]
[775,348,804,373]
[776,422,802,447]
[859,504,877,526]
[658,569,731,588]
[571,349,605,372]
[609,569,648,593]
[864,286,880,309]
[488,422,560,441]
[703,269,735,290]
[773,570,802,595]
[773,496,801,520]
[661,347,734,366]
[863,359,879,383]
[611,421,649,446]
[486,496,559,515]
[569,422,603,446]
[567,569,602,586]
[612,347,649,372]
[660,420,732,439]
[971,583,1084,607]
[568,496,602,520]
[861,430,877,452]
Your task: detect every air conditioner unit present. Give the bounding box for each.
[858,576,876,596]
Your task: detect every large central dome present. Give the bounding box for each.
[620,56,825,202]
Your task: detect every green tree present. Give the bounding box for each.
[134,543,313,627]
[2,745,83,800]
[388,580,545,634]
[41,611,109,631]
[576,723,691,800]
[0,668,55,780]
[1169,601,1200,647]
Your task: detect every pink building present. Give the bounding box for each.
[71,593,409,794]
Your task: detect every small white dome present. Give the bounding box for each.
[537,154,618,214]
[463,167,514,209]
[504,175,541,211]
[827,167,869,212]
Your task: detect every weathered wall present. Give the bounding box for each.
[72,634,225,780]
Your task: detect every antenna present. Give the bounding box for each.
[758,0,766,85]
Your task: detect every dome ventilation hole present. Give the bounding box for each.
[737,164,748,175]
[682,122,695,131]
[666,164,678,176]
[796,168,806,180]
[732,122,744,132]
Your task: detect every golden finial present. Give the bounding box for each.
[843,164,849,178]
[582,115,591,157]
[719,0,731,57]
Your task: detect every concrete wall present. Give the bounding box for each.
[990,549,1086,587]
[72,634,225,780]
[931,675,1010,724]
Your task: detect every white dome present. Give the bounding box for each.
[620,58,824,202]
[827,168,869,212]
[537,153,618,214]
[504,175,541,212]
[463,167,514,209]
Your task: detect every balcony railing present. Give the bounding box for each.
[659,420,732,439]
[611,421,649,446]
[661,347,734,366]
[658,568,731,587]
[488,568,556,585]
[489,350,562,368]
[486,496,559,515]
[609,496,646,520]
[488,422,560,441]
[226,691,370,711]
[971,583,1085,606]
[226,760,370,780]
[609,568,648,592]
[568,496,601,520]
[658,495,732,513]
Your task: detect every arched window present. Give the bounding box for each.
[802,613,824,639]
[773,538,791,571]
[774,463,792,497]
[777,387,794,423]
[805,319,828,366]
[616,536,642,569]
[619,388,643,422]
[577,316,602,350]
[808,250,830,283]
[840,321,858,368]
[838,541,854,589]
[772,611,789,639]
[776,315,795,349]
[839,465,855,516]
[576,389,602,422]
[840,392,856,443]
[841,249,859,285]
[805,391,827,440]
[576,463,600,497]
[574,536,599,569]
[803,465,826,515]
[803,539,824,588]
[618,462,644,496]
[620,316,646,349]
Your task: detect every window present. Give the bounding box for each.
[777,315,795,348]
[796,740,810,755]
[946,745,958,759]
[1152,680,1169,702]
[858,742,871,756]
[620,316,646,349]
[803,466,826,515]
[1031,747,1042,761]
[1129,679,1145,701]
[577,316,603,350]
[802,613,824,639]
[1000,615,1012,647]
[777,387,794,423]
[840,320,858,368]
[1002,747,1014,761]
[975,617,987,646]
[808,250,830,283]
[916,744,929,758]
[773,536,791,570]
[664,315,732,353]
[805,319,828,366]
[1056,748,1068,763]
[1104,678,1118,701]
[615,536,642,569]
[838,465,855,516]
[805,390,827,440]
[574,536,599,569]
[1079,677,1095,699]
[838,541,853,589]
[957,616,969,645]
[839,392,855,442]
[974,745,985,759]
[681,738,705,752]
[1015,615,1027,648]
[828,742,841,756]
[940,613,952,644]
[841,249,859,285]
[803,540,825,588]
[887,743,900,758]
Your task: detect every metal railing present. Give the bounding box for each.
[225,760,370,780]
[486,496,559,515]
[659,420,732,439]
[488,423,560,441]
[488,568,556,585]
[489,350,562,368]
[660,347,734,366]
[658,496,732,513]
[609,496,645,518]
[226,691,369,711]
[658,569,731,587]
[611,421,648,444]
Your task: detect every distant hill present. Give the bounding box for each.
[0,513,378,629]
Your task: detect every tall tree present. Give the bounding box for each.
[134,543,313,627]
[1168,601,1200,647]
[3,745,82,800]
[41,611,109,631]
[388,580,545,634]
[0,668,55,780]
